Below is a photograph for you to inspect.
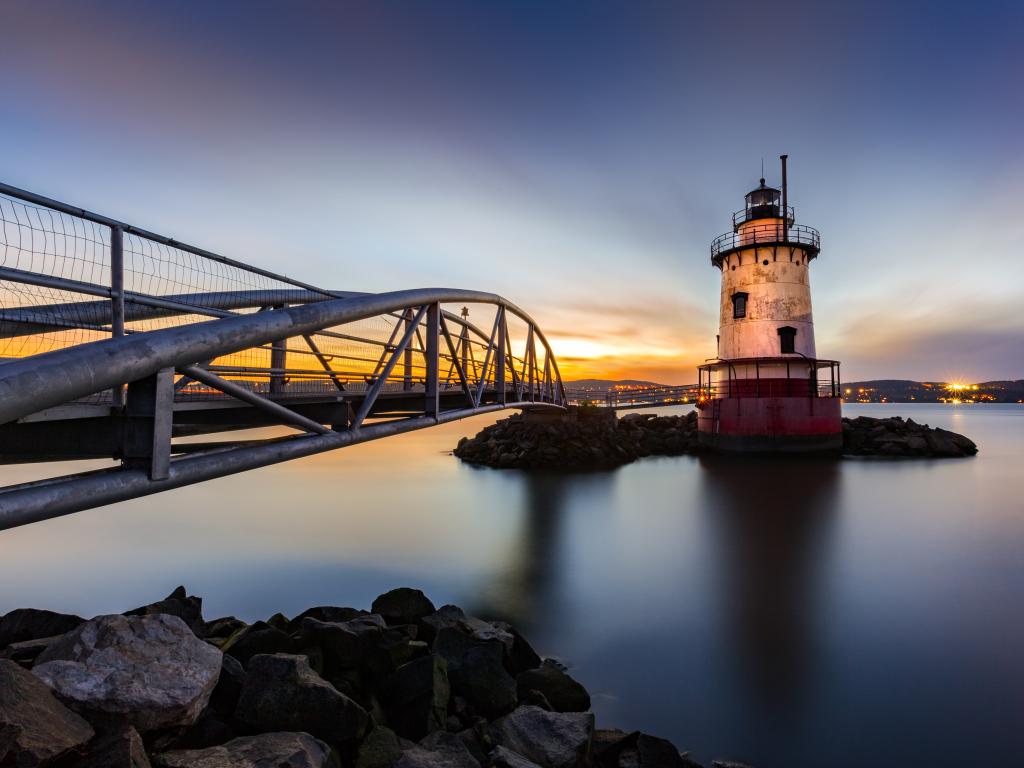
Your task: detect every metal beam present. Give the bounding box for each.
[351,304,427,430]
[178,365,331,435]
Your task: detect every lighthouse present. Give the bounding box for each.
[696,155,842,453]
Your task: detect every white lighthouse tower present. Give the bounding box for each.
[696,155,842,452]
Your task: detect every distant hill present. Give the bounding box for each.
[563,377,1024,403]
[842,379,1023,403]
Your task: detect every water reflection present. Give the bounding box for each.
[698,455,840,712]
[472,471,613,633]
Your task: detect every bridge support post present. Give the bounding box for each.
[122,367,174,481]
[402,308,414,392]
[425,303,439,418]
[269,304,286,395]
[110,225,125,409]
[495,308,506,405]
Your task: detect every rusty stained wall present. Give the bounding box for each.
[716,241,817,370]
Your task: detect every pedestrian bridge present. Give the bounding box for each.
[0,183,565,529]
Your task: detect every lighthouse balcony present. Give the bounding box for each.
[696,357,841,400]
[710,223,820,267]
[733,203,795,229]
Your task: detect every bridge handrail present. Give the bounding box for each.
[0,182,554,405]
[0,287,565,426]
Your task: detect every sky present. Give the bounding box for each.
[1,0,1022,383]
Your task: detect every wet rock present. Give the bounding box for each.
[372,589,436,627]
[126,586,203,633]
[355,726,403,768]
[383,654,449,741]
[33,614,222,732]
[73,725,151,768]
[152,732,332,768]
[0,658,95,766]
[220,621,296,667]
[517,659,590,713]
[0,608,84,648]
[235,653,368,744]
[394,730,480,768]
[488,705,594,768]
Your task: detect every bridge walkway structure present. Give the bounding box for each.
[0,182,565,529]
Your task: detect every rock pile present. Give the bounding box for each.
[842,416,977,458]
[454,408,978,469]
[0,586,744,768]
[454,407,699,470]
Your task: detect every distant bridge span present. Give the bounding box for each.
[0,182,566,530]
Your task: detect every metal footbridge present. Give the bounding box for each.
[0,183,566,529]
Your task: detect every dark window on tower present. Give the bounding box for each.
[731,292,748,319]
[778,326,797,354]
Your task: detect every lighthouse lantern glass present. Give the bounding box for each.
[745,185,780,220]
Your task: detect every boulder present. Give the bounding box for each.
[516,659,590,713]
[491,745,543,768]
[152,732,332,768]
[491,622,543,675]
[1,635,61,668]
[372,589,436,626]
[235,653,368,744]
[155,708,237,752]
[0,608,84,648]
[436,629,517,719]
[199,617,248,642]
[297,614,387,692]
[355,726,403,768]
[220,622,296,667]
[208,654,245,715]
[126,586,203,633]
[74,725,151,768]
[289,606,365,632]
[33,614,222,732]
[602,732,692,768]
[383,654,449,741]
[394,731,480,768]
[489,706,593,768]
[0,658,94,766]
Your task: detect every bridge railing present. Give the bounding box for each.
[0,182,565,413]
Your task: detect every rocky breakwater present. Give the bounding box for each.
[0,585,747,768]
[454,407,699,470]
[842,415,977,458]
[454,407,978,469]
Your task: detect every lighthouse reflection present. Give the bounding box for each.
[698,455,840,711]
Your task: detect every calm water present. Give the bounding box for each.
[1,404,1022,767]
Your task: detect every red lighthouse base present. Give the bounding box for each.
[696,396,842,454]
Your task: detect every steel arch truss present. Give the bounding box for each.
[0,183,565,530]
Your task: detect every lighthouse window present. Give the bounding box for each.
[778,326,797,354]
[731,292,748,319]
